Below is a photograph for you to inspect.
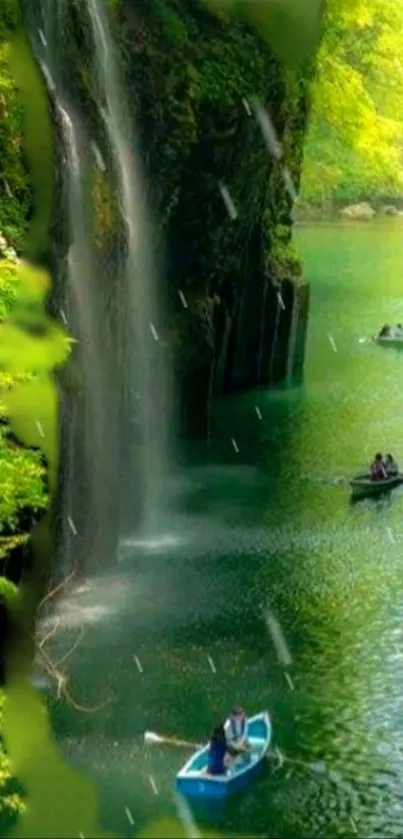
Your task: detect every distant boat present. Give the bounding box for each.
[374,332,403,348]
[176,711,272,800]
[349,473,403,500]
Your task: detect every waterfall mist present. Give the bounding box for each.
[24,0,171,572]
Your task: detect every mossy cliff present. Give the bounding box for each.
[120,0,311,433]
[65,0,312,434]
[0,6,48,592]
[1,0,314,443]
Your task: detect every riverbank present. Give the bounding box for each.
[296,200,403,223]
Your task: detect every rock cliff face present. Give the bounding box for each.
[2,0,312,440]
[113,0,311,433]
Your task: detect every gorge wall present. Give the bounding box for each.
[0,0,315,586]
[113,0,311,435]
[1,0,312,439]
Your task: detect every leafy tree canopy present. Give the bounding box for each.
[301,0,403,204]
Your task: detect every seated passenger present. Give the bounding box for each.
[206,723,229,776]
[371,453,387,481]
[379,324,391,337]
[384,453,398,476]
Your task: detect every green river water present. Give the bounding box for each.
[47,222,403,838]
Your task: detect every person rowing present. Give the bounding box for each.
[384,453,398,477]
[225,706,249,755]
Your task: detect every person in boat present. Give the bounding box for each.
[384,453,398,476]
[225,706,249,755]
[379,324,391,337]
[206,723,230,776]
[370,453,387,481]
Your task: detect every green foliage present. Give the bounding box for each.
[0,426,47,533]
[0,693,24,825]
[268,223,303,279]
[0,576,18,600]
[0,4,32,250]
[0,258,20,320]
[301,0,403,204]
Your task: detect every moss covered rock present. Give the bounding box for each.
[114,0,313,430]
[0,4,32,250]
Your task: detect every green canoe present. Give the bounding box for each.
[374,335,403,348]
[350,473,403,500]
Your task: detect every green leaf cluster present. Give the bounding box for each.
[0,1,31,248]
[0,693,25,826]
[301,0,403,205]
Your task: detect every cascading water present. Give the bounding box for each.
[24,0,170,573]
[54,101,119,567]
[85,0,170,543]
[32,2,121,568]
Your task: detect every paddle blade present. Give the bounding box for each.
[144,731,164,744]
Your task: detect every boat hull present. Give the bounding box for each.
[176,712,271,800]
[349,473,403,500]
[374,336,403,348]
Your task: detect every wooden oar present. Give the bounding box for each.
[270,746,327,775]
[144,730,203,749]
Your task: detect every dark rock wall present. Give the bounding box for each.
[113,0,311,434]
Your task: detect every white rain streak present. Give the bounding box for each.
[39,60,56,93]
[68,516,77,536]
[328,333,338,353]
[175,794,201,839]
[207,654,216,673]
[134,655,143,673]
[282,166,298,203]
[79,833,85,839]
[219,183,238,221]
[265,610,293,666]
[242,97,252,116]
[349,817,357,834]
[285,671,295,691]
[277,291,286,311]
[231,438,239,453]
[253,101,283,160]
[149,322,159,341]
[148,774,159,795]
[178,289,188,309]
[125,806,134,826]
[4,179,13,198]
[38,28,47,47]
[387,527,395,544]
[255,406,263,420]
[273,745,285,771]
[59,308,68,325]
[91,141,106,172]
[35,420,45,438]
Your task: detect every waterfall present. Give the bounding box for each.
[85,0,169,541]
[23,0,170,571]
[55,100,119,567]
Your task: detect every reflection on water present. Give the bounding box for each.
[43,224,403,838]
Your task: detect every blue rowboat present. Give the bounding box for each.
[176,711,272,800]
